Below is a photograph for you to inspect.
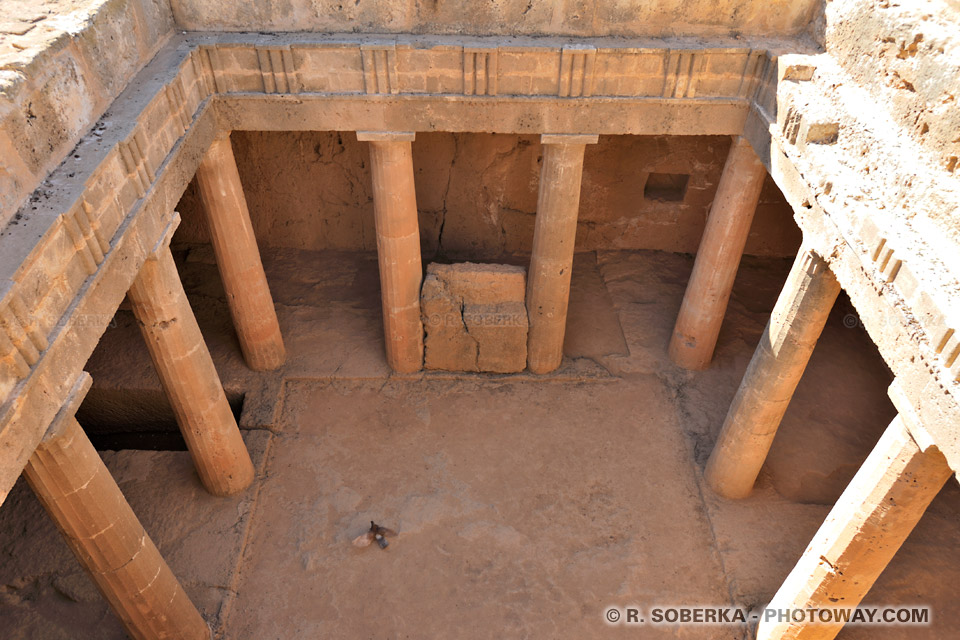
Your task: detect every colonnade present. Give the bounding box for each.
[675,136,951,640]
[357,131,597,375]
[16,131,282,637]
[18,129,951,640]
[24,127,602,633]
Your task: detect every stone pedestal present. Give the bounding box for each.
[195,133,285,371]
[357,131,424,373]
[669,136,767,370]
[421,262,528,373]
[526,133,598,374]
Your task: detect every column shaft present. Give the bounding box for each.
[361,133,424,373]
[704,248,840,498]
[526,135,595,374]
[128,246,254,496]
[757,416,952,640]
[669,136,768,370]
[195,134,285,371]
[25,415,210,640]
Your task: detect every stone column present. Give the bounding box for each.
[669,136,768,370]
[357,131,424,373]
[195,133,285,371]
[24,373,210,640]
[526,133,598,374]
[128,217,254,496]
[756,415,952,640]
[704,247,840,498]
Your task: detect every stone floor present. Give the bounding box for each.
[1,248,958,639]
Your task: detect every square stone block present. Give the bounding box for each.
[421,262,528,373]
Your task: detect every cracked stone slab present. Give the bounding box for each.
[421,262,528,373]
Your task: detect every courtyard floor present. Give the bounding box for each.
[1,249,957,639]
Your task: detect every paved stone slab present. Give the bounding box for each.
[224,378,730,639]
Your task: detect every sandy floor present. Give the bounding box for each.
[1,248,958,639]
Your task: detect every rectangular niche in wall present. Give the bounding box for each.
[644,172,690,202]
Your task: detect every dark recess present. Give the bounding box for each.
[78,392,245,451]
[644,172,690,202]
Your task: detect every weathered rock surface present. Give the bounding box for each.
[421,262,528,373]
[173,132,801,259]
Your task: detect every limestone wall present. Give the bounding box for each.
[821,0,959,169]
[0,0,176,229]
[173,132,800,258]
[741,0,960,471]
[816,0,960,286]
[168,0,822,39]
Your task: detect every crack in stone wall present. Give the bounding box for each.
[173,131,800,260]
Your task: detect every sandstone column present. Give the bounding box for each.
[526,133,598,374]
[669,136,768,370]
[128,217,254,496]
[195,133,285,371]
[756,415,952,640]
[24,373,210,640]
[357,131,423,373]
[704,247,840,498]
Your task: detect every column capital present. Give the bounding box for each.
[41,371,92,443]
[540,133,599,145]
[356,131,416,142]
[145,213,181,262]
[888,379,937,452]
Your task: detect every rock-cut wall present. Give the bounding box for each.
[168,0,823,39]
[173,131,801,259]
[0,0,176,229]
